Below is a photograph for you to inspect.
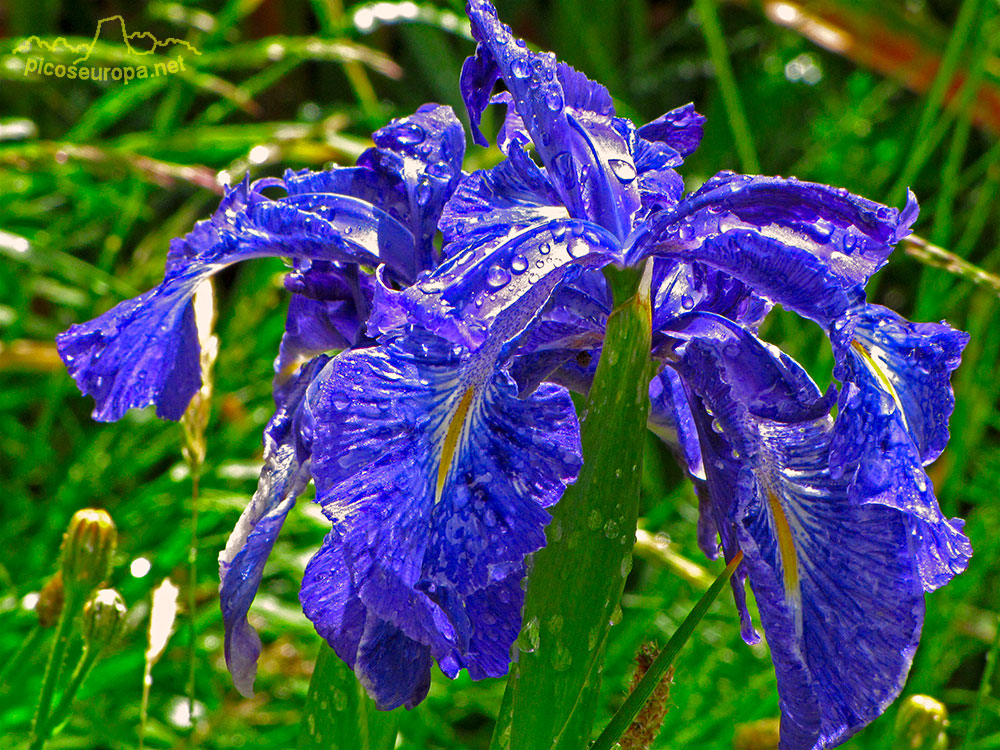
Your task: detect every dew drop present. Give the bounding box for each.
[486,265,512,289]
[394,121,425,145]
[511,254,529,274]
[518,616,540,653]
[608,158,637,183]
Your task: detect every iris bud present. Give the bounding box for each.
[893,695,948,750]
[81,589,126,651]
[35,571,64,628]
[61,508,117,595]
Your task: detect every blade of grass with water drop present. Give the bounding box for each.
[490,264,652,750]
[298,643,399,750]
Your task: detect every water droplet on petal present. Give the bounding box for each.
[394,121,425,145]
[544,88,564,112]
[608,158,637,183]
[486,265,512,289]
[511,254,529,274]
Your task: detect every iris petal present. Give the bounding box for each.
[218,355,328,697]
[462,0,640,238]
[631,172,919,292]
[668,314,925,748]
[302,328,581,699]
[831,304,971,590]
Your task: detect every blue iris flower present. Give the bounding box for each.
[56,1,970,746]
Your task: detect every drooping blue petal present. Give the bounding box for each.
[462,0,640,238]
[219,355,328,697]
[59,106,463,422]
[630,173,920,299]
[831,304,971,591]
[355,614,433,711]
[57,283,203,422]
[302,327,582,698]
[832,304,968,464]
[301,531,435,711]
[666,313,926,749]
[648,367,703,480]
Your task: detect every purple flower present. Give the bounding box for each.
[57,1,970,743]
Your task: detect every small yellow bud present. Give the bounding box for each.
[61,508,117,594]
[36,571,64,628]
[81,589,126,651]
[733,717,780,750]
[893,695,948,750]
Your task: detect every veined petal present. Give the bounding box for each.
[57,283,201,422]
[219,356,328,697]
[833,304,968,464]
[630,172,919,289]
[303,329,581,693]
[667,313,925,748]
[60,106,458,422]
[831,305,971,591]
[462,0,640,238]
[639,227,863,327]
[355,103,466,272]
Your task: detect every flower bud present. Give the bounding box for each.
[733,717,780,750]
[36,571,64,628]
[81,589,126,651]
[61,508,117,595]
[893,695,948,750]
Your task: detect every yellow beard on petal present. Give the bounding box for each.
[766,489,801,610]
[436,386,476,505]
[851,339,908,429]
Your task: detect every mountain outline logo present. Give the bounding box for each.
[13,15,201,65]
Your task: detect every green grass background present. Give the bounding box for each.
[1,0,999,747]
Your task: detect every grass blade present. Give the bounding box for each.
[590,551,743,750]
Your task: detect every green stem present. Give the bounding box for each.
[43,647,101,735]
[186,465,201,728]
[961,612,1000,749]
[492,262,653,750]
[29,588,83,750]
[693,0,760,174]
[590,552,743,750]
[0,626,45,690]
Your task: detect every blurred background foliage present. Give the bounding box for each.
[1,0,999,747]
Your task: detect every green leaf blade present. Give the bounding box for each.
[492,267,653,750]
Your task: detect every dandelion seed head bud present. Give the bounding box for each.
[893,695,948,750]
[61,508,117,594]
[82,588,126,651]
[36,570,64,628]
